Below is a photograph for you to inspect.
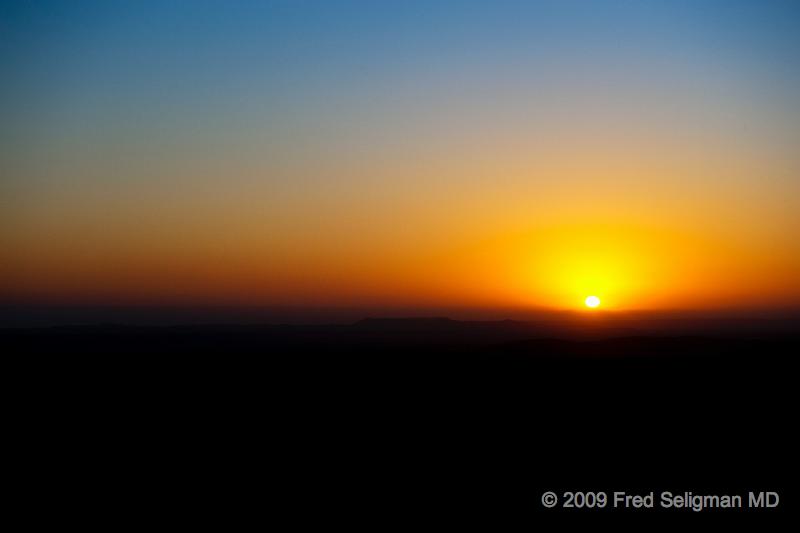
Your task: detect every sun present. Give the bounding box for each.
[584,295,601,308]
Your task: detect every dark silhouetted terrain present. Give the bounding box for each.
[4,317,797,523]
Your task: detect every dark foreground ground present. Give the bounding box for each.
[4,318,797,524]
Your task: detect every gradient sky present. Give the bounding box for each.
[2,0,799,311]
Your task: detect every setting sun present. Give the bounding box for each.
[585,296,601,309]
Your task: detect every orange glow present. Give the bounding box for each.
[3,211,797,311]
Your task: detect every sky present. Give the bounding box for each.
[2,0,799,313]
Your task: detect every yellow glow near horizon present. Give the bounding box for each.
[585,295,601,308]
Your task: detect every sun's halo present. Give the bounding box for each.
[585,295,601,308]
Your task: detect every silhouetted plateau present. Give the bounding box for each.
[5,316,797,522]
